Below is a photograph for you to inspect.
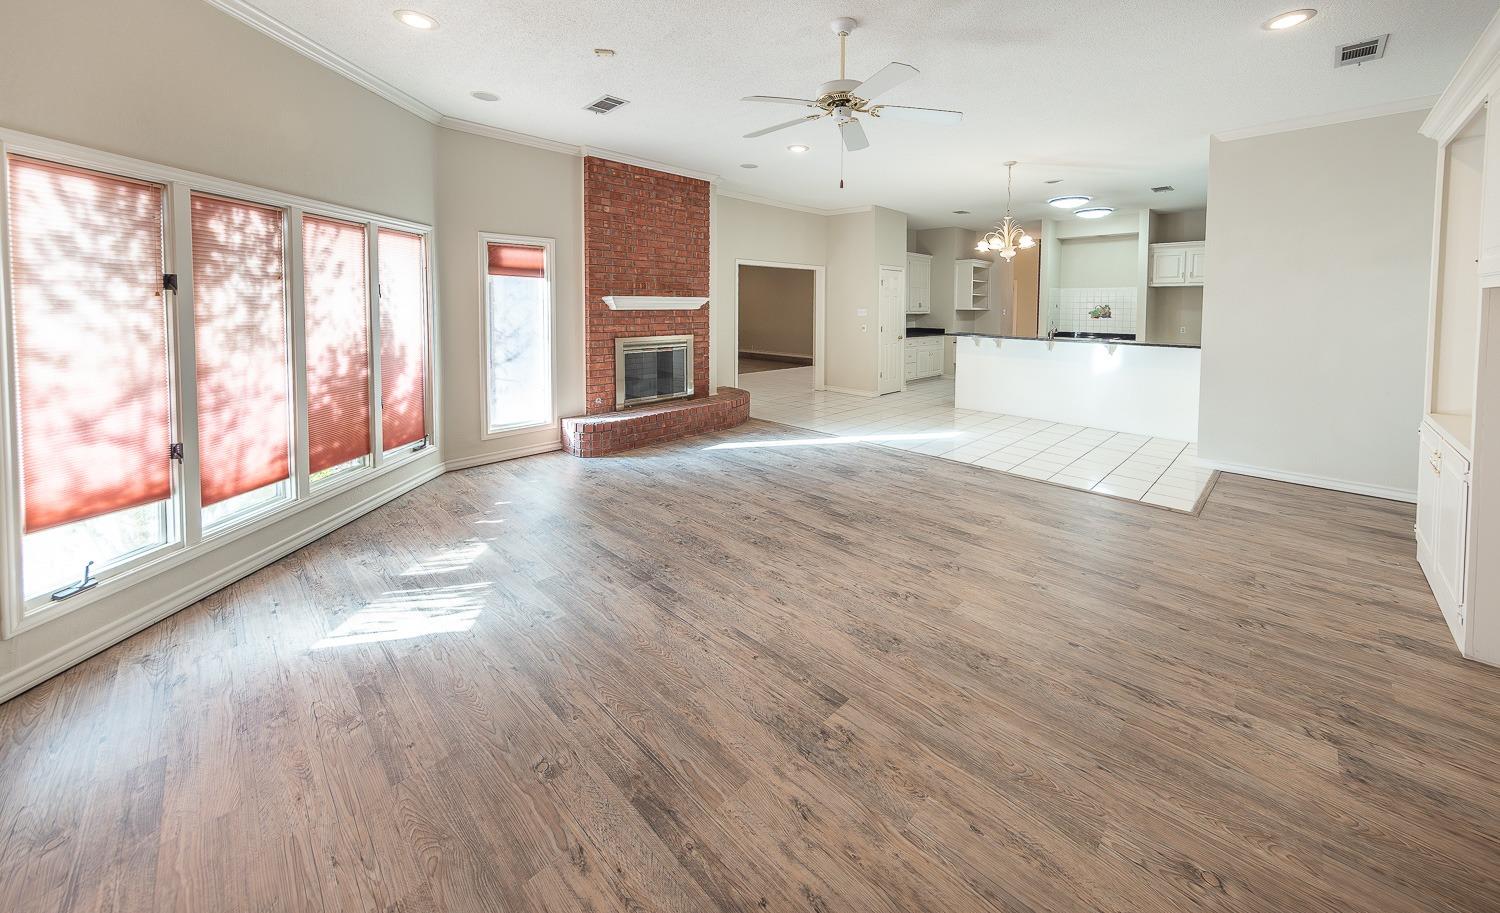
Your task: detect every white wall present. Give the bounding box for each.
[1200,110,1437,500]
[0,0,445,698]
[435,129,584,468]
[825,210,877,392]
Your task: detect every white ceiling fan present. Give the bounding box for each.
[741,16,963,152]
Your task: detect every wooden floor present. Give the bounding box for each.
[3,418,1499,913]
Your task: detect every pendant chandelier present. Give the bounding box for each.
[977,161,1035,261]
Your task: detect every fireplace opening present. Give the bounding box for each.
[616,335,694,409]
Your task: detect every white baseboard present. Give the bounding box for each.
[821,385,878,397]
[0,463,446,705]
[1201,459,1417,504]
[444,440,561,472]
[739,348,814,362]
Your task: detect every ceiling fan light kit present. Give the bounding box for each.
[739,16,963,160]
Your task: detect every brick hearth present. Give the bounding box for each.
[561,388,750,457]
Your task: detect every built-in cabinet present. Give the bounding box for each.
[904,336,944,381]
[1415,26,1500,666]
[905,252,932,314]
[1148,241,1206,287]
[954,259,990,311]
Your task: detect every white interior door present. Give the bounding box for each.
[878,266,906,394]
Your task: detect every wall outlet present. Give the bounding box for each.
[1178,326,1187,335]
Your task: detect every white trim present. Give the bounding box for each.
[0,461,446,705]
[443,440,562,472]
[0,149,22,639]
[822,385,879,397]
[1212,96,1438,143]
[479,232,557,440]
[203,0,443,124]
[1200,459,1417,504]
[733,258,826,391]
[438,117,581,156]
[580,147,717,184]
[602,296,708,311]
[1421,7,1500,144]
[737,348,816,361]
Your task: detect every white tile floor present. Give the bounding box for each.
[738,366,1216,513]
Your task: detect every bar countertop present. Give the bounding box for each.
[949,332,1200,350]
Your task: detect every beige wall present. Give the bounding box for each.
[435,130,584,466]
[825,210,876,392]
[1147,286,1204,344]
[1058,234,1139,288]
[0,0,444,696]
[1151,209,1208,244]
[1432,128,1484,415]
[1200,111,1437,498]
[738,266,815,358]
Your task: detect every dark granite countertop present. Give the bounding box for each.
[904,327,947,339]
[948,332,1200,350]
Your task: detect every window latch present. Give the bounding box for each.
[163,273,178,293]
[51,561,97,601]
[170,442,184,463]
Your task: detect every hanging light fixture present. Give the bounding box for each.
[977,161,1035,261]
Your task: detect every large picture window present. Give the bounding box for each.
[190,193,292,530]
[484,237,552,433]
[378,228,428,453]
[303,214,372,482]
[6,156,176,599]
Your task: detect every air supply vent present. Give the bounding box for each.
[1335,35,1388,68]
[584,95,630,114]
[1151,185,1175,194]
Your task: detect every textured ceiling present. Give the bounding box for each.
[214,0,1496,228]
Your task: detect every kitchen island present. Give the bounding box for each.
[954,333,1201,440]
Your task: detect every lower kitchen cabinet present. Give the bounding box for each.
[904,336,944,381]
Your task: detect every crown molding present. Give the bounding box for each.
[1420,7,1500,144]
[715,189,871,218]
[580,146,718,184]
[438,117,582,156]
[204,0,442,124]
[1211,95,1438,143]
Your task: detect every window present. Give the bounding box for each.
[484,237,552,432]
[303,214,371,482]
[190,194,292,530]
[5,156,177,599]
[377,228,428,453]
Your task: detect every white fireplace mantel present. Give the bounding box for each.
[602,296,709,311]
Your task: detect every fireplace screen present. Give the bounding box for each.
[616,335,694,409]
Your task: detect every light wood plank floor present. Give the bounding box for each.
[3,418,1499,913]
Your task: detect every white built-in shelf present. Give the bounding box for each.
[602,296,708,311]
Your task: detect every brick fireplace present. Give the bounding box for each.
[583,156,711,414]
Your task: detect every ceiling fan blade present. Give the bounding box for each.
[871,104,964,125]
[744,114,822,139]
[741,95,819,107]
[839,118,870,152]
[854,62,918,101]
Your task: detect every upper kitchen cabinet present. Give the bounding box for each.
[906,252,932,314]
[954,258,991,310]
[1149,241,1206,287]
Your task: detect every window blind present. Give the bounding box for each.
[487,243,546,278]
[190,194,290,506]
[302,214,371,475]
[377,228,427,451]
[6,156,172,533]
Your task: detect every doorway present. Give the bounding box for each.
[878,265,906,395]
[734,260,825,389]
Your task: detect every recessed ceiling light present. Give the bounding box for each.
[471,91,499,102]
[394,9,438,30]
[740,163,759,169]
[1074,207,1115,219]
[953,210,971,215]
[786,144,810,154]
[1264,8,1316,30]
[1047,195,1092,209]
[1044,179,1063,184]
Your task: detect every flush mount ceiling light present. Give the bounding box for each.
[1047,194,1091,209]
[786,144,810,153]
[1264,8,1316,30]
[1074,207,1115,219]
[394,9,439,30]
[953,210,971,215]
[471,91,499,102]
[1044,178,1063,184]
[976,161,1035,262]
[740,163,759,169]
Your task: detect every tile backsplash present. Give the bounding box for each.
[1050,287,1138,335]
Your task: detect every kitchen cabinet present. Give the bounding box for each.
[905,253,932,314]
[954,259,990,311]
[1417,418,1471,635]
[904,336,944,381]
[1149,241,1205,287]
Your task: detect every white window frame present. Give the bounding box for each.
[479,232,557,439]
[0,128,440,639]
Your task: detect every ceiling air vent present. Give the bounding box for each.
[1151,185,1175,193]
[584,95,629,115]
[1335,35,1388,68]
